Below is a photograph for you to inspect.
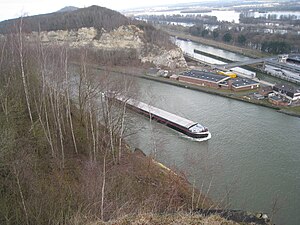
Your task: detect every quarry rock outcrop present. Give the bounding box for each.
[29,25,187,68]
[141,47,187,69]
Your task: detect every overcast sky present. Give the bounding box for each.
[0,0,207,22]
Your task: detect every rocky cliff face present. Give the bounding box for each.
[29,25,187,68]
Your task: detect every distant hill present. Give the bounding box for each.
[0,5,130,34]
[56,6,79,13]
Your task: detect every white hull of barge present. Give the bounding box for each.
[109,94,211,140]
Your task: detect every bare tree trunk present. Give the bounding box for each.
[196,179,205,209]
[106,98,116,164]
[89,101,96,161]
[44,93,55,156]
[0,77,10,122]
[78,51,87,123]
[38,24,46,96]
[13,166,29,225]
[18,17,33,125]
[191,180,195,211]
[34,98,55,156]
[84,112,92,160]
[95,116,99,160]
[60,99,67,135]
[36,30,56,156]
[49,89,58,131]
[101,151,107,220]
[0,38,9,122]
[64,49,78,154]
[56,95,64,168]
[0,36,7,71]
[0,95,8,122]
[118,102,126,163]
[149,113,158,159]
[201,176,214,209]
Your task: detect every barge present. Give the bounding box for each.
[110,94,211,140]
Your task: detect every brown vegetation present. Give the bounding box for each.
[0,22,213,224]
[70,47,142,67]
[71,213,242,225]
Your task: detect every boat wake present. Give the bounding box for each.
[181,132,211,142]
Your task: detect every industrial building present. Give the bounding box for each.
[259,86,273,97]
[272,84,300,103]
[179,70,259,91]
[264,54,300,84]
[230,78,260,91]
[179,70,230,89]
[268,95,289,106]
[287,55,300,65]
[230,67,256,79]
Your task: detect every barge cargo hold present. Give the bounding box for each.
[111,94,211,140]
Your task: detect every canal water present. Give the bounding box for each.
[134,10,240,23]
[175,38,251,63]
[123,76,300,225]
[135,9,300,24]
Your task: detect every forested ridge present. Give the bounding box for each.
[0,5,175,56]
[0,5,129,34]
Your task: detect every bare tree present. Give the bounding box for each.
[0,36,7,72]
[17,16,33,124]
[89,100,97,160]
[117,101,127,163]
[13,165,29,225]
[64,48,78,154]
[100,147,107,220]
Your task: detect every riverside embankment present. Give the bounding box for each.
[79,63,300,118]
[163,28,269,59]
[142,74,300,117]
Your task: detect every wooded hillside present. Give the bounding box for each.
[0,5,129,34]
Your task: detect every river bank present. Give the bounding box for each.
[161,28,269,59]
[143,76,300,117]
[77,63,300,118]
